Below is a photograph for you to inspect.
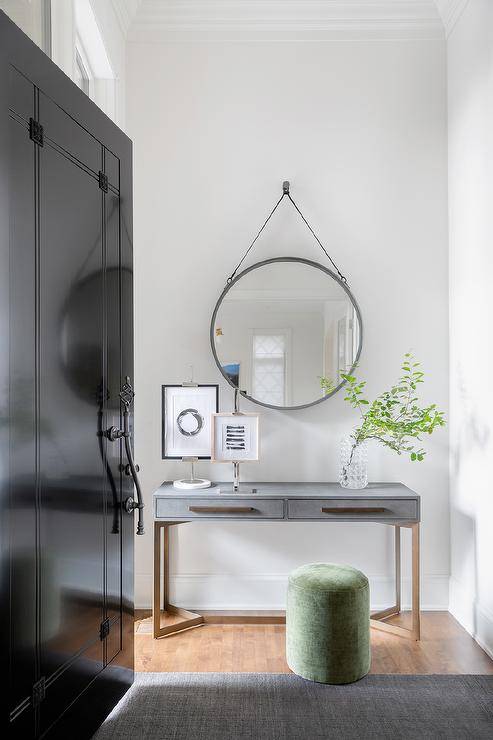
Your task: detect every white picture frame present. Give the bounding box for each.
[162,385,219,459]
[211,412,260,462]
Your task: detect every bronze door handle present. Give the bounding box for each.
[188,506,256,514]
[106,376,144,536]
[320,507,387,514]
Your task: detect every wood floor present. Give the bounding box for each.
[135,611,493,674]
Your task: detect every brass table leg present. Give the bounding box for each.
[370,522,420,640]
[152,520,420,641]
[395,524,401,613]
[153,521,204,638]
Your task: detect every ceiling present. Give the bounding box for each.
[111,1,469,42]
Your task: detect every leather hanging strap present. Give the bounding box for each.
[227,181,348,285]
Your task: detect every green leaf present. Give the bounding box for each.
[338,353,445,463]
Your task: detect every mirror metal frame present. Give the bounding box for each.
[210,256,363,411]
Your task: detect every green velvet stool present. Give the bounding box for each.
[286,563,370,684]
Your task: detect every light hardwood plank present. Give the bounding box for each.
[134,611,493,675]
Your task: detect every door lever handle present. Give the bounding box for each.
[106,426,124,442]
[105,376,144,535]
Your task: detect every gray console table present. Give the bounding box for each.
[153,482,420,641]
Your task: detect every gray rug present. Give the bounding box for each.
[93,672,493,739]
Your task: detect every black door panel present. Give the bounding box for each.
[39,91,103,175]
[9,65,34,121]
[8,84,37,727]
[39,131,105,731]
[1,10,134,738]
[105,191,124,665]
[105,149,120,190]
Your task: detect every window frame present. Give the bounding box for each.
[250,328,291,407]
[75,41,91,96]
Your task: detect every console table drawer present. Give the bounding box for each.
[155,497,284,520]
[287,498,418,521]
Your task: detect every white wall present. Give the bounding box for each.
[448,0,493,658]
[127,39,449,610]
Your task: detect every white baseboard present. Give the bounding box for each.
[135,573,449,612]
[449,576,493,660]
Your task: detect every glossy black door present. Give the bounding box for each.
[104,165,125,666]
[5,66,38,740]
[1,11,134,739]
[38,90,106,734]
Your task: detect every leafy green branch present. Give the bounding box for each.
[321,353,446,464]
[320,376,337,396]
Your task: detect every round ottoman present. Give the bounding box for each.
[286,563,370,684]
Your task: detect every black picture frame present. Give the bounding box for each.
[162,384,219,459]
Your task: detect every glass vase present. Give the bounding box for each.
[339,436,368,490]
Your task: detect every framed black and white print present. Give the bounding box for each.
[162,385,219,459]
[212,412,259,462]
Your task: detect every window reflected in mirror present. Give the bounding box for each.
[252,332,287,406]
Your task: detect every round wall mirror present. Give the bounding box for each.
[210,257,363,410]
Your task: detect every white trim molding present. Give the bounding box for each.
[136,572,450,611]
[127,1,446,42]
[434,0,469,37]
[449,576,493,660]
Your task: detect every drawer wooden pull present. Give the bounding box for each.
[188,506,256,514]
[320,507,387,514]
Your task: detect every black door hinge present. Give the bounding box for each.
[29,117,44,147]
[32,677,46,707]
[100,618,110,640]
[98,171,109,192]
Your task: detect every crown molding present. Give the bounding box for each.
[434,0,469,37]
[127,1,445,42]
[111,0,142,37]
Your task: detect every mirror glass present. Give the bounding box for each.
[211,258,362,409]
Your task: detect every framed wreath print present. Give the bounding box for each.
[212,412,259,462]
[162,385,219,459]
